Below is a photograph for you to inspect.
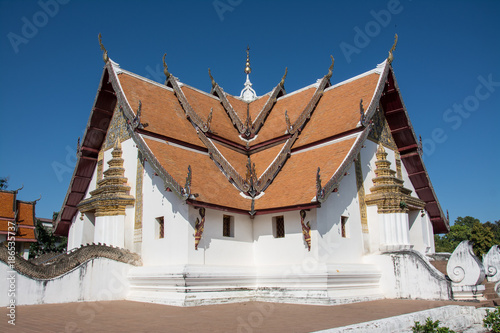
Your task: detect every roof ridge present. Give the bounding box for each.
[181,84,221,102]
[325,61,386,93]
[197,131,249,193]
[208,69,246,134]
[113,66,175,93]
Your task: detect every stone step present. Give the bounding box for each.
[484,292,499,299]
[478,299,499,307]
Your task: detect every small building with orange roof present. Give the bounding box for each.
[0,188,38,259]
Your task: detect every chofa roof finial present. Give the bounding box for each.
[98,33,108,64]
[388,33,398,64]
[162,53,171,80]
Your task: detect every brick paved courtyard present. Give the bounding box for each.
[1,299,475,332]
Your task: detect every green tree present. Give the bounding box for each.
[471,222,494,257]
[435,216,498,256]
[484,220,500,245]
[29,219,67,258]
[0,177,8,190]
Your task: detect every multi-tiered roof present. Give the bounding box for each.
[54,35,449,235]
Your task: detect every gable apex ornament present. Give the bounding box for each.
[162,53,171,81]
[327,55,335,79]
[387,33,398,64]
[98,33,109,64]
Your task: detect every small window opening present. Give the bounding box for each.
[341,216,348,238]
[273,216,285,238]
[156,216,164,239]
[223,215,234,237]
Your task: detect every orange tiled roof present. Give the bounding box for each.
[16,226,36,241]
[17,201,35,226]
[115,65,382,213]
[251,87,316,145]
[144,137,250,211]
[251,142,286,179]
[0,191,15,219]
[118,73,205,148]
[225,94,248,122]
[294,73,380,148]
[0,191,37,241]
[212,141,248,178]
[248,94,271,121]
[181,86,242,142]
[55,59,448,236]
[0,220,11,232]
[255,137,357,210]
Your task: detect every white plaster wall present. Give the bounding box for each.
[0,258,132,306]
[194,207,254,266]
[316,164,365,264]
[409,210,432,254]
[364,251,451,300]
[366,205,381,253]
[253,209,318,266]
[140,162,190,266]
[67,213,95,250]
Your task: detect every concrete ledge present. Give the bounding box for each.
[313,305,491,333]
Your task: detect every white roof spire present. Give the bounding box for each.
[240,46,257,102]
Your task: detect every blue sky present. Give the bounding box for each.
[0,0,499,227]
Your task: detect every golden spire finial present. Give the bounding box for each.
[388,33,398,64]
[244,45,251,74]
[98,33,108,63]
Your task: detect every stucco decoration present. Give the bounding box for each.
[447,240,485,286]
[78,139,135,216]
[194,208,205,250]
[300,210,311,251]
[483,245,500,282]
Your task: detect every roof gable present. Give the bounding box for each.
[55,56,448,235]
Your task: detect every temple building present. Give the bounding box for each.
[0,188,38,259]
[50,35,450,305]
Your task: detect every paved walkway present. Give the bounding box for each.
[1,299,478,333]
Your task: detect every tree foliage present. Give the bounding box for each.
[29,218,67,258]
[0,176,8,190]
[435,216,500,257]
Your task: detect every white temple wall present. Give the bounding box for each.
[409,210,429,254]
[0,258,131,306]
[190,207,254,266]
[316,164,365,263]
[140,162,190,266]
[367,205,381,253]
[67,213,95,250]
[253,209,318,266]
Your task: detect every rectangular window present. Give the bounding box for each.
[223,215,234,237]
[156,216,164,239]
[273,216,285,238]
[341,216,348,238]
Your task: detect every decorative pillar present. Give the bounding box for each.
[78,139,135,248]
[365,144,425,252]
